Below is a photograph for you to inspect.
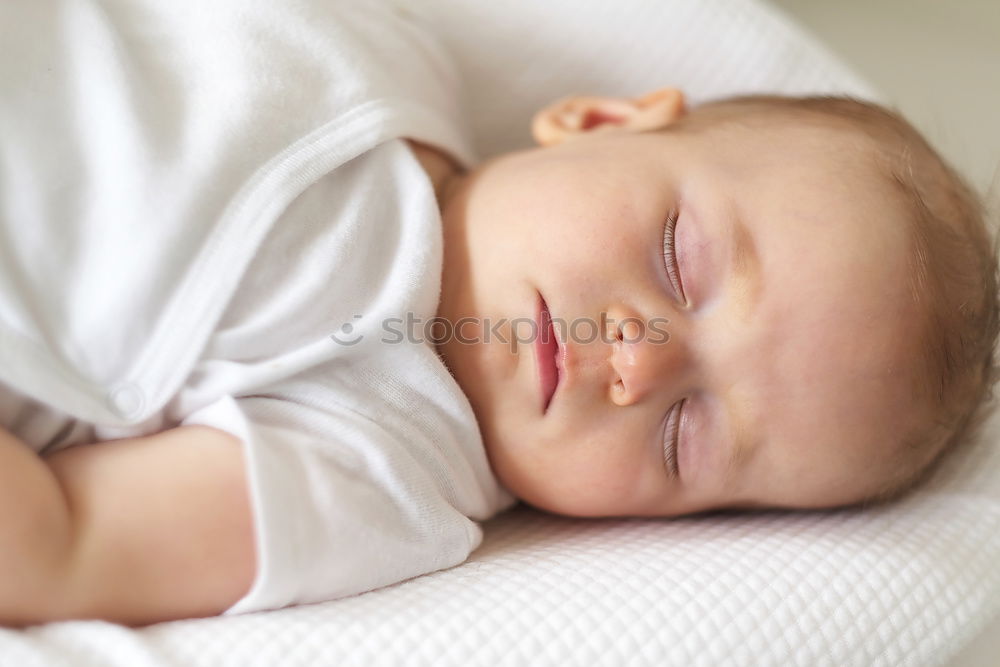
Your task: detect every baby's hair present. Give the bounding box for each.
[672,93,1000,505]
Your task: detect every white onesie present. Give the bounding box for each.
[0,1,515,614]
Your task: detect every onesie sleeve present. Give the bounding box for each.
[180,392,485,615]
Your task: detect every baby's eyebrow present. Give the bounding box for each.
[729,208,762,321]
[724,411,757,485]
[723,385,760,486]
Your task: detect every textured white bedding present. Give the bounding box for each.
[411,0,883,159]
[2,414,998,666]
[2,1,997,665]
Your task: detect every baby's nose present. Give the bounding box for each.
[608,316,682,406]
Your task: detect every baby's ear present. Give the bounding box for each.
[531,88,686,147]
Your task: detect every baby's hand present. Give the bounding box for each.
[0,424,254,626]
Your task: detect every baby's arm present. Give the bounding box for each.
[0,424,254,626]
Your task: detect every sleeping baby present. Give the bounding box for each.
[0,2,996,626]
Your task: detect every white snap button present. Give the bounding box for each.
[108,383,145,419]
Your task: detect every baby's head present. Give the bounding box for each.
[433,88,999,517]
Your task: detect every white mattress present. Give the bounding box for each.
[2,1,998,665]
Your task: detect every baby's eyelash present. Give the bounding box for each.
[662,209,685,302]
[663,400,682,479]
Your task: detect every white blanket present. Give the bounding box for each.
[2,1,997,665]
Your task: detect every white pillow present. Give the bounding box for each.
[402,0,881,158]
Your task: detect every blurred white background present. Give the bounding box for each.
[769,0,1000,199]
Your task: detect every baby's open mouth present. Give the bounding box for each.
[535,292,561,413]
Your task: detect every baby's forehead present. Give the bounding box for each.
[742,274,925,504]
[716,140,923,475]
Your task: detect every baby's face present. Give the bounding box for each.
[435,118,923,517]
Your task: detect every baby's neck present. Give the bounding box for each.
[405,139,464,213]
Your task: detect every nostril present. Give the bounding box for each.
[608,316,624,343]
[620,319,644,345]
